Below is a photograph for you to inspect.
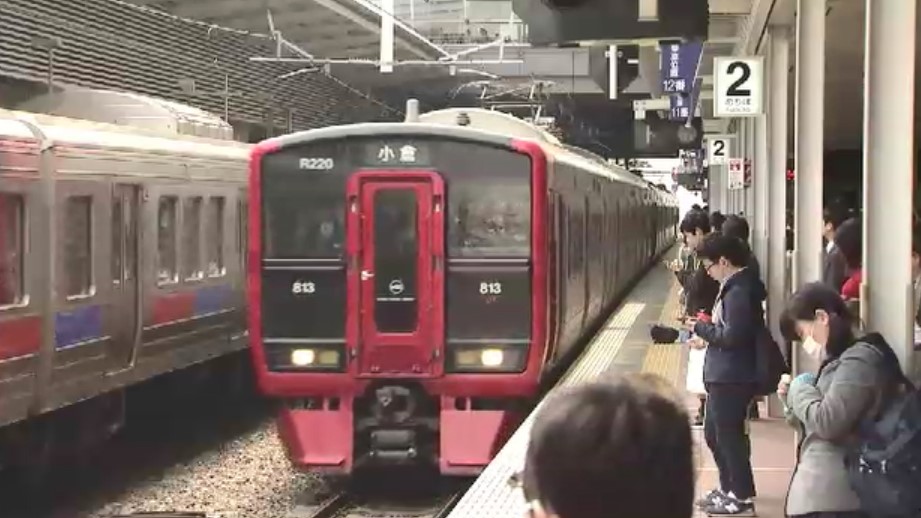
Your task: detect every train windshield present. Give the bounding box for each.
[258,137,532,260]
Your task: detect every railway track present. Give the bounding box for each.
[289,478,467,518]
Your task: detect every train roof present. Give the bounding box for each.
[0,108,250,161]
[262,102,676,202]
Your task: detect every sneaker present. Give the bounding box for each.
[705,494,756,516]
[696,488,725,509]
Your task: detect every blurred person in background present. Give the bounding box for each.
[822,206,850,293]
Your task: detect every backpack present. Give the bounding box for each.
[753,327,788,396]
[845,335,921,518]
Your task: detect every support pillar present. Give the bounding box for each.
[766,26,791,418]
[863,0,916,372]
[768,26,790,342]
[746,118,756,218]
[754,110,769,273]
[793,0,825,288]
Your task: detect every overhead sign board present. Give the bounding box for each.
[512,0,709,47]
[669,94,692,122]
[713,56,764,118]
[660,41,703,94]
[707,135,731,165]
[728,157,745,190]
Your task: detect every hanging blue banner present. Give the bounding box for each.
[660,41,703,94]
[669,94,691,121]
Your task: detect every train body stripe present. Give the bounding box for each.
[54,305,103,349]
[0,315,42,360]
[194,285,233,316]
[151,291,196,326]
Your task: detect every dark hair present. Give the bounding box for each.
[913,226,921,256]
[721,215,750,242]
[679,209,711,235]
[522,377,694,518]
[823,205,849,230]
[691,204,702,211]
[779,282,856,360]
[696,233,751,267]
[834,217,862,269]
[709,211,726,232]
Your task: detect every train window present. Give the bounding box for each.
[157,196,179,284]
[0,193,24,306]
[238,198,248,271]
[207,197,225,277]
[64,196,93,298]
[262,173,345,259]
[111,197,122,283]
[448,181,530,257]
[183,197,204,280]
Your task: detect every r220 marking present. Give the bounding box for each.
[299,158,335,171]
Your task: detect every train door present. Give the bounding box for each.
[348,172,445,377]
[108,184,140,372]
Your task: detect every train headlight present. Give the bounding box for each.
[450,346,527,373]
[291,349,316,366]
[480,349,505,367]
[270,347,343,372]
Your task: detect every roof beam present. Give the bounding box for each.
[709,0,753,15]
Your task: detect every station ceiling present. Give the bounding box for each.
[124,0,477,99]
[123,0,892,152]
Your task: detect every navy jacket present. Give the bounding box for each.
[693,267,766,384]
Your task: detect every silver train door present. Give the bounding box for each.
[108,184,140,372]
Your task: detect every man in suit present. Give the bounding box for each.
[821,206,849,292]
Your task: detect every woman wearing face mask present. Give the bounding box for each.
[777,282,902,518]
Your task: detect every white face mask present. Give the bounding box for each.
[802,336,824,361]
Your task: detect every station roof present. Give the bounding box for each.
[125,0,471,94]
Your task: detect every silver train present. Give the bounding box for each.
[0,90,250,470]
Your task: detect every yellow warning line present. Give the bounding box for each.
[640,276,684,387]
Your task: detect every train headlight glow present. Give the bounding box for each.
[453,347,517,371]
[291,349,316,366]
[289,348,341,368]
[480,349,505,367]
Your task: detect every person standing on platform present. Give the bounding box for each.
[777,282,899,518]
[677,209,720,426]
[822,206,850,293]
[721,214,764,420]
[689,234,763,516]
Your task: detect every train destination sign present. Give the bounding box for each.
[364,141,431,167]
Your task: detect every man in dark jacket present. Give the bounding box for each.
[822,205,849,292]
[678,210,721,318]
[676,209,721,426]
[690,233,764,516]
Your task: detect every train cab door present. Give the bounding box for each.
[107,184,141,373]
[347,171,445,378]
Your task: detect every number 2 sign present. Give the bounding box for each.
[707,136,731,166]
[714,56,764,118]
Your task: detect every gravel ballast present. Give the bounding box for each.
[86,420,324,518]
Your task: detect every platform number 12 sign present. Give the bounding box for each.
[708,137,730,166]
[714,56,764,118]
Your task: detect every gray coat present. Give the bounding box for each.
[784,342,888,516]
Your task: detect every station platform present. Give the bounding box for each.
[447,262,796,518]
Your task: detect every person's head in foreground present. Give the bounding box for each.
[520,375,694,518]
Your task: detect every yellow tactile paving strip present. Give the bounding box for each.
[640,278,684,386]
